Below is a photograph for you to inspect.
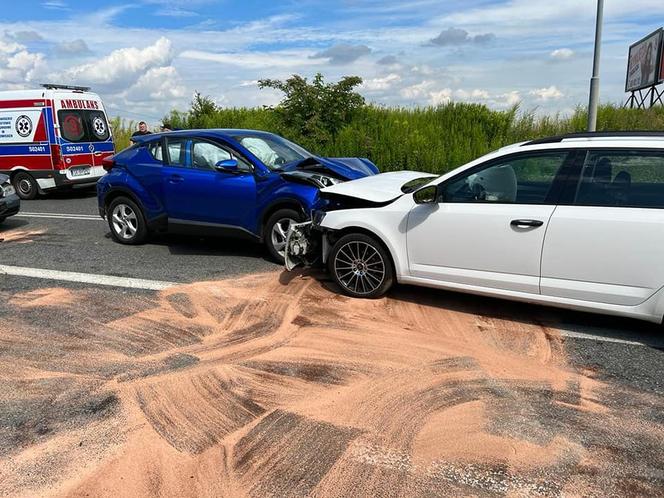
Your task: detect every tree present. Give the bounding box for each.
[189,91,218,127]
[258,73,364,143]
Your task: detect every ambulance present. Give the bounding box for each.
[0,84,114,199]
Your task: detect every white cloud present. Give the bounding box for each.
[123,66,186,101]
[361,73,401,91]
[0,35,45,86]
[57,37,173,87]
[400,80,435,99]
[179,49,319,69]
[530,85,564,101]
[430,88,453,105]
[550,48,574,60]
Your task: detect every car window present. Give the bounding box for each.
[166,138,188,167]
[234,135,311,169]
[147,140,163,162]
[573,150,664,208]
[440,152,568,204]
[192,140,231,170]
[192,139,253,172]
[57,110,109,143]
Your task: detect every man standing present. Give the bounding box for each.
[131,121,151,139]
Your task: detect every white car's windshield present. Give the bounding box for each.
[232,134,313,170]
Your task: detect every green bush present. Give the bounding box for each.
[111,103,664,174]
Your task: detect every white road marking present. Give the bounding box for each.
[0,265,176,291]
[17,212,101,221]
[559,329,647,346]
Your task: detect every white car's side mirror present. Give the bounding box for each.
[413,185,438,204]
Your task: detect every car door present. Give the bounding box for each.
[162,136,257,229]
[407,151,574,294]
[541,148,664,306]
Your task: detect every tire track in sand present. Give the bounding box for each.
[0,272,662,497]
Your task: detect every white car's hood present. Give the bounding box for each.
[320,170,435,203]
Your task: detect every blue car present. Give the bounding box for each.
[97,129,378,262]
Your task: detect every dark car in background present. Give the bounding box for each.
[0,174,20,223]
[97,129,378,262]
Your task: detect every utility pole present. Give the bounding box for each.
[587,0,604,131]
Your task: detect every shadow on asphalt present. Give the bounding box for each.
[37,185,97,200]
[101,230,277,263]
[0,218,30,232]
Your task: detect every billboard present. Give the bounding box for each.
[625,29,662,92]
[660,35,664,83]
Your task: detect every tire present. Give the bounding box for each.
[265,208,303,264]
[107,196,148,245]
[12,171,38,200]
[328,232,394,298]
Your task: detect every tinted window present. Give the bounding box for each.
[441,152,568,204]
[57,110,109,143]
[573,150,664,208]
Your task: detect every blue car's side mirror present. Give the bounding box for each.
[214,159,239,172]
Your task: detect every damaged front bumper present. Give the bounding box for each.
[284,210,329,270]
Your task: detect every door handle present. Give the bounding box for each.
[510,219,544,228]
[168,174,184,184]
[94,151,103,156]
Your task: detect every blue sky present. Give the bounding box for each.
[1,1,663,125]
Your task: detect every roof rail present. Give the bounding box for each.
[525,131,664,145]
[41,83,91,92]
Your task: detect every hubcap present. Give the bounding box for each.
[18,179,32,195]
[111,204,138,240]
[271,217,296,257]
[333,241,386,295]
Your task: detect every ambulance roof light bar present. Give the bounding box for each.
[40,83,91,92]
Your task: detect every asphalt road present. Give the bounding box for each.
[1,187,278,283]
[1,187,663,496]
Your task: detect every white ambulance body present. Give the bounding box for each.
[0,84,114,199]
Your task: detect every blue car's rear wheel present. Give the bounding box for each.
[107,196,148,245]
[265,208,302,264]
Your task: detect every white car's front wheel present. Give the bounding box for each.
[329,233,394,298]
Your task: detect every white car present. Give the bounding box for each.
[286,132,664,323]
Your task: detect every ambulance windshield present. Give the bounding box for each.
[58,110,110,143]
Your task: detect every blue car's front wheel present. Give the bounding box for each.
[265,208,303,264]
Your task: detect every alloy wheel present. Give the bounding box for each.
[333,240,386,295]
[271,217,296,257]
[111,203,138,240]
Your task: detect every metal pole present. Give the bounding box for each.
[587,0,604,131]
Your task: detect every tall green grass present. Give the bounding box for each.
[111,104,664,174]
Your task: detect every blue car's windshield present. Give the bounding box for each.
[231,134,313,170]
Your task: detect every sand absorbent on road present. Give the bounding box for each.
[0,271,662,497]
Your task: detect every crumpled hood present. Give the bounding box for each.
[288,156,379,180]
[320,170,435,203]
[0,173,9,185]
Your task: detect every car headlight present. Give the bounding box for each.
[1,183,14,197]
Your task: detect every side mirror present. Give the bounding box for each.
[214,159,239,172]
[413,185,438,204]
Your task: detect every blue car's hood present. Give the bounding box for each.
[285,156,379,180]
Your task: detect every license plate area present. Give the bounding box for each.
[69,166,91,177]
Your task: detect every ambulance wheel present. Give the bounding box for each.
[12,172,38,200]
[107,196,148,245]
